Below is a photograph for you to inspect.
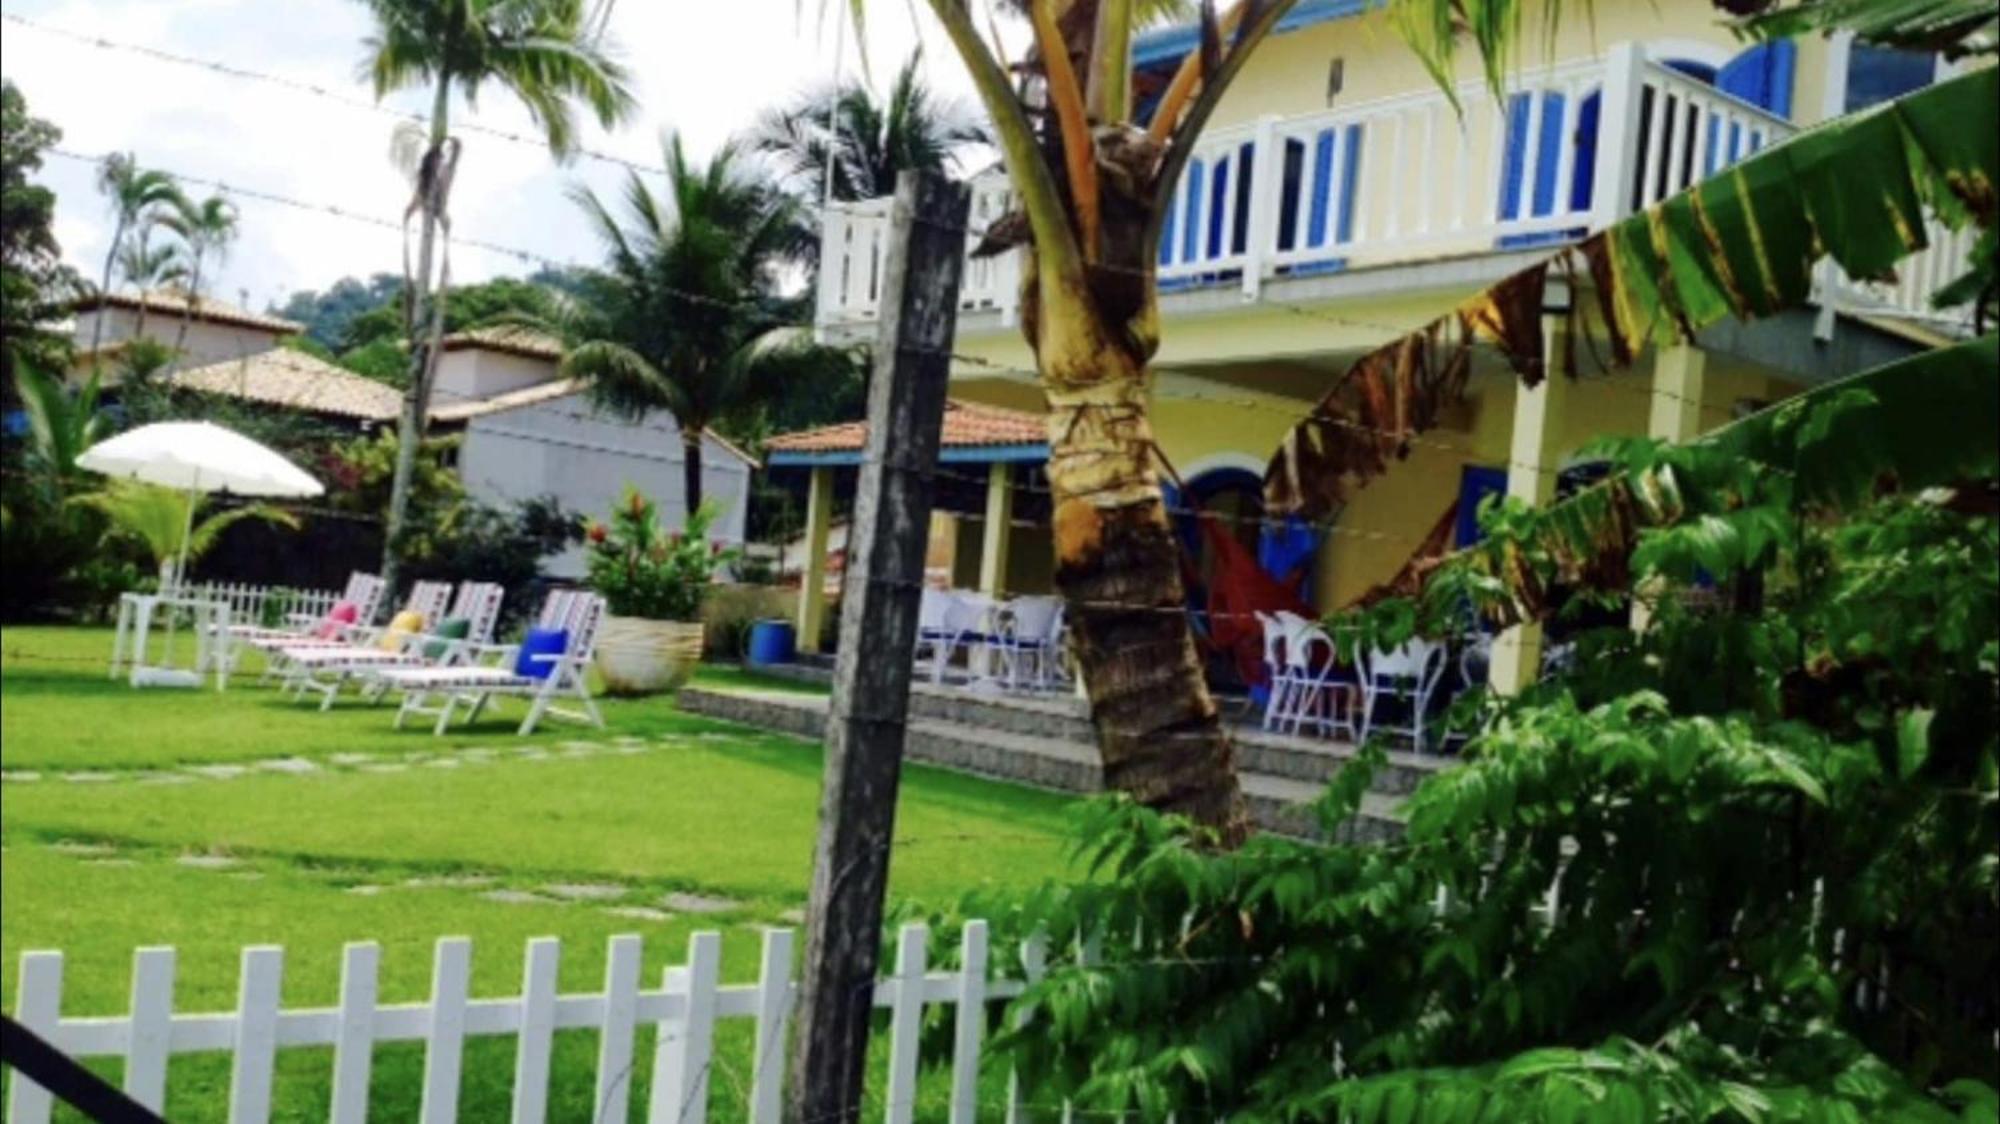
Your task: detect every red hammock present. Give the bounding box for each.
[1188,515,1312,688]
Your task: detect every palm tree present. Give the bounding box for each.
[750,49,991,203]
[355,0,636,592]
[91,154,182,353]
[71,481,299,588]
[550,134,845,514]
[163,194,240,357]
[11,364,106,504]
[114,233,188,339]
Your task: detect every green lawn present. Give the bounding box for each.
[1,625,1077,1121]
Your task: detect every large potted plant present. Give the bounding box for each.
[585,487,731,695]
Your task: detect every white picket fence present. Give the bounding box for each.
[181,581,345,629]
[6,922,1047,1124]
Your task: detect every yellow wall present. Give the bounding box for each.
[1311,352,1801,607]
[1206,0,1767,132]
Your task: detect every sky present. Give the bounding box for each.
[0,0,990,314]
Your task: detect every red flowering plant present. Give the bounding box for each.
[583,487,734,621]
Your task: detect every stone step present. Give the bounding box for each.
[678,686,1408,842]
[1233,728,1448,796]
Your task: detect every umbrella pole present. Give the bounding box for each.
[174,481,198,597]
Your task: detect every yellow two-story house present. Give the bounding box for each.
[788,0,1974,666]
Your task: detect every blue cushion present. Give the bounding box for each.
[512,628,569,681]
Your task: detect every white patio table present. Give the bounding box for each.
[110,591,232,691]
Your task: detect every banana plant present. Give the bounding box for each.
[71,481,301,588]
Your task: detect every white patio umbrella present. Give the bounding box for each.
[77,421,324,592]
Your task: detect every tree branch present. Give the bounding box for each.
[926,0,1087,284]
[1145,0,1302,255]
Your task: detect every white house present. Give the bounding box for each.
[128,316,754,576]
[70,289,304,380]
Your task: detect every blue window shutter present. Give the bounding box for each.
[1716,39,1797,118]
[1181,161,1205,263]
[1530,92,1566,217]
[1456,466,1509,547]
[1207,155,1231,259]
[1335,124,1363,243]
[1497,92,1530,220]
[1233,141,1257,254]
[1308,130,1334,246]
[1569,90,1601,212]
[1845,44,1934,112]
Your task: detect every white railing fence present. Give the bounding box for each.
[815,40,1972,338]
[5,922,1044,1124]
[180,581,343,630]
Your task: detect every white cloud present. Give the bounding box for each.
[2,0,985,312]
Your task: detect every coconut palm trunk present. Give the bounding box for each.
[92,216,125,356]
[904,0,1320,842]
[381,74,452,593]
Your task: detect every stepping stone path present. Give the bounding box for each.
[779,908,807,924]
[186,764,248,779]
[403,874,496,889]
[329,753,377,766]
[346,885,385,896]
[176,855,239,870]
[424,758,462,769]
[1,771,41,783]
[604,906,673,923]
[660,892,739,914]
[61,771,116,783]
[543,882,628,901]
[359,763,410,774]
[51,841,115,856]
[480,889,550,906]
[259,757,319,774]
[83,857,136,867]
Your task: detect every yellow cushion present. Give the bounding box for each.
[378,610,426,652]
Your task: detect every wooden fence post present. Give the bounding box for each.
[786,168,970,1124]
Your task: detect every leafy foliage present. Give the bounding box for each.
[749,49,991,204]
[71,481,299,585]
[397,495,580,637]
[0,79,79,390]
[584,487,732,621]
[271,272,402,349]
[959,369,1998,1117]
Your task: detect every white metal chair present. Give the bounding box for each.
[278,582,507,710]
[1256,611,1295,731]
[376,591,606,736]
[1359,638,1451,753]
[915,590,997,684]
[1274,621,1360,741]
[990,596,1066,691]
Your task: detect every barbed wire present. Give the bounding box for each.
[2,12,670,179]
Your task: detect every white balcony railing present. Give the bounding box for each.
[815,41,1968,340]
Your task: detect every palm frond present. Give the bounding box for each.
[564,339,684,420]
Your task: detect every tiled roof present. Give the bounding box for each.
[765,400,1046,455]
[433,377,760,466]
[429,377,584,422]
[438,325,564,361]
[83,289,305,335]
[172,350,402,421]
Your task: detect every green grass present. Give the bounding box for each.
[1,626,1074,1121]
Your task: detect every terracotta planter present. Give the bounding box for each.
[594,615,705,696]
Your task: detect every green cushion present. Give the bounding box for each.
[424,617,473,660]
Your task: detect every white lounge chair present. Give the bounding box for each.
[278,582,507,710]
[914,590,997,684]
[376,591,606,736]
[214,572,387,675]
[249,580,450,683]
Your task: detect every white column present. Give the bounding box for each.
[978,462,1013,597]
[1489,309,1571,695]
[1590,42,1646,230]
[1632,343,1708,631]
[796,465,834,653]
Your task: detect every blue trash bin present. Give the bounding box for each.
[747,619,797,666]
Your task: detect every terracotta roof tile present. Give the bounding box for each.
[84,289,304,335]
[172,350,402,421]
[765,400,1046,455]
[438,325,564,361]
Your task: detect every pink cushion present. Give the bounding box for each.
[314,601,360,640]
